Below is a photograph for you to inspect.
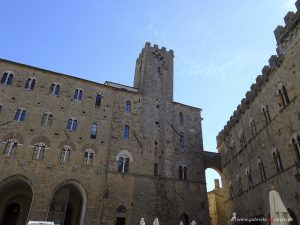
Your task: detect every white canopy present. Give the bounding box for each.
[269,189,292,225]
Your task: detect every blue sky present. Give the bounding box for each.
[0,0,296,191]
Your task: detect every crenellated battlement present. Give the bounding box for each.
[274,0,300,54]
[217,53,283,144]
[216,2,300,144]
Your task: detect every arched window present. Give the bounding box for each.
[41,112,53,127]
[49,83,61,96]
[118,156,129,173]
[67,117,77,131]
[257,159,266,182]
[292,135,300,162]
[276,83,289,108]
[60,145,71,163]
[262,105,271,125]
[179,165,187,180]
[123,125,129,139]
[74,88,83,101]
[249,118,256,137]
[179,134,184,148]
[90,122,97,139]
[3,139,18,156]
[95,94,102,108]
[14,108,26,122]
[239,130,246,148]
[116,150,132,173]
[32,143,46,160]
[125,101,131,113]
[237,175,242,194]
[25,77,36,90]
[179,112,184,124]
[246,169,253,188]
[117,205,126,213]
[154,163,158,176]
[272,149,283,173]
[83,149,94,165]
[1,71,14,85]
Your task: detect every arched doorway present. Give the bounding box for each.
[115,205,126,225]
[0,176,33,225]
[180,213,189,225]
[48,183,86,225]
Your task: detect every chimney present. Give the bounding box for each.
[214,179,220,189]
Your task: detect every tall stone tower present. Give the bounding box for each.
[130,43,210,225]
[134,42,174,101]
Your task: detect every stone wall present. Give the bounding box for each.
[0,42,210,225]
[217,1,300,224]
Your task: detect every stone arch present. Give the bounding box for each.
[47,179,87,225]
[30,136,51,147]
[0,174,34,225]
[202,151,222,173]
[81,143,98,154]
[116,150,133,162]
[2,132,24,144]
[58,141,76,152]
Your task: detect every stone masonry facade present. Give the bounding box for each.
[0,43,211,225]
[217,1,300,224]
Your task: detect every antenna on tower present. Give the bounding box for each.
[155,30,158,44]
[162,33,165,47]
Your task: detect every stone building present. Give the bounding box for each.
[217,1,300,224]
[0,43,216,225]
[207,179,226,225]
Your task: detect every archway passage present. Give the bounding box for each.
[48,184,83,225]
[0,177,33,225]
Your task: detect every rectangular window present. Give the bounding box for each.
[179,166,183,180]
[123,125,129,139]
[95,94,102,108]
[91,123,97,139]
[179,135,184,148]
[60,149,70,163]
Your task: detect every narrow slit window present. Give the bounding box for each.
[123,125,129,139]
[125,101,131,113]
[95,94,102,108]
[90,122,98,139]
